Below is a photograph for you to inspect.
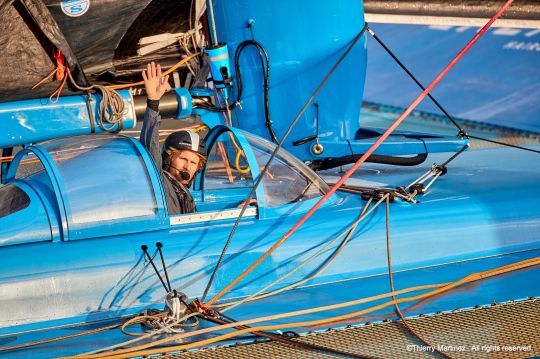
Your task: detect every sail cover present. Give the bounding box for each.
[0,0,204,103]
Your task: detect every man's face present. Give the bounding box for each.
[169,150,201,185]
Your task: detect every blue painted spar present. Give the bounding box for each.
[364,24,540,133]
[0,90,136,148]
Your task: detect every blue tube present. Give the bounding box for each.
[0,90,136,147]
[172,87,192,119]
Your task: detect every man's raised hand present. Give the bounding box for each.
[142,62,170,101]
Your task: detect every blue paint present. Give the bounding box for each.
[0,134,538,337]
[198,125,269,216]
[0,90,135,147]
[364,24,540,133]
[207,2,470,162]
[171,87,192,119]
[0,3,538,356]
[314,127,468,159]
[210,0,368,161]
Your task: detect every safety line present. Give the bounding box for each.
[205,0,514,307]
[200,23,369,302]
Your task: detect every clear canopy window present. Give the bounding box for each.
[40,135,157,225]
[244,132,329,207]
[204,131,253,190]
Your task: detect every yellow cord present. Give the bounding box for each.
[73,256,540,359]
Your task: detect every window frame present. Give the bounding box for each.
[6,137,169,241]
[173,125,267,221]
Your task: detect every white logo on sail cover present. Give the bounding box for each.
[61,0,90,17]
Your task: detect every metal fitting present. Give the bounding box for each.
[312,142,324,155]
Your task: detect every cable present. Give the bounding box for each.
[199,39,278,143]
[0,323,121,353]
[366,25,466,136]
[384,196,452,359]
[213,88,251,174]
[120,310,199,336]
[216,196,381,313]
[441,144,469,167]
[205,0,514,307]
[78,312,200,357]
[233,40,279,143]
[468,134,540,154]
[200,24,369,303]
[367,22,540,156]
[202,314,371,359]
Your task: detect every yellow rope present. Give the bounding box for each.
[215,196,381,312]
[73,256,540,359]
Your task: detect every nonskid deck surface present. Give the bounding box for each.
[168,298,540,359]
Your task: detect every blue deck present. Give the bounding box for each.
[1,140,538,357]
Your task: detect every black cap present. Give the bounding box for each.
[163,130,206,158]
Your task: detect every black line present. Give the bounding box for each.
[200,24,369,302]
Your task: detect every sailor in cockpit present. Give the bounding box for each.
[139,62,207,214]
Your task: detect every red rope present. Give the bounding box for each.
[280,0,514,241]
[205,0,515,306]
[31,49,68,103]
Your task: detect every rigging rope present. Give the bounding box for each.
[384,196,452,359]
[201,314,372,359]
[74,256,540,359]
[32,49,126,130]
[212,193,413,316]
[367,21,539,155]
[0,323,122,353]
[215,196,381,313]
[204,0,514,307]
[366,25,466,136]
[200,23,369,303]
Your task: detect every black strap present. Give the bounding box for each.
[85,91,95,133]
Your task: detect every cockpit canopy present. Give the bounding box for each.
[0,130,330,246]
